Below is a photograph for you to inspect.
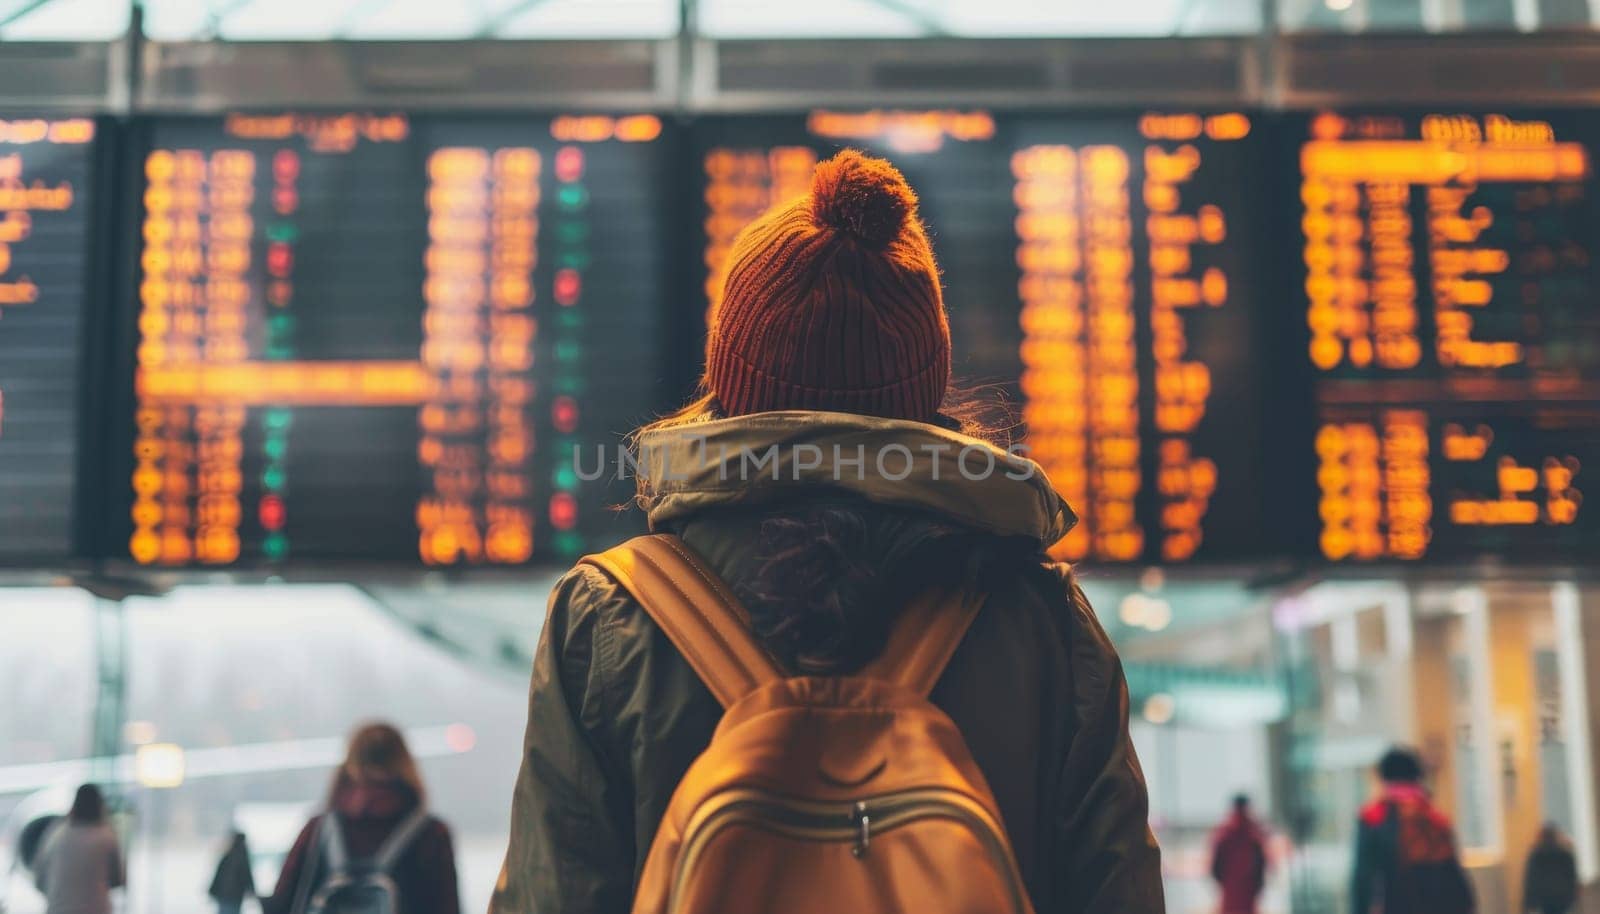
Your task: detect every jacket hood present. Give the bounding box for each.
[633,410,1076,549]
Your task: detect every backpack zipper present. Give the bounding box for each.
[666,787,1026,914]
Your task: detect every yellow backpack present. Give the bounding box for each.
[583,534,1035,914]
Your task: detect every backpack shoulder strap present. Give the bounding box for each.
[320,813,349,874]
[580,534,783,708]
[373,807,433,874]
[859,585,984,697]
[287,816,326,914]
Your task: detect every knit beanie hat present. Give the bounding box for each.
[706,149,951,422]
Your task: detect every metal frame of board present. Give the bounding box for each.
[4,30,1600,584]
[6,32,1600,113]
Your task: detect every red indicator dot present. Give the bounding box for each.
[267,242,293,277]
[272,186,299,214]
[259,494,286,531]
[550,492,578,531]
[555,146,585,183]
[554,268,581,306]
[268,280,293,307]
[273,149,301,182]
[552,396,579,433]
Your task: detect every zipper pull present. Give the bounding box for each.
[851,801,871,858]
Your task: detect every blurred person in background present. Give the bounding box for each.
[492,149,1161,914]
[1210,793,1268,914]
[265,722,459,914]
[1523,823,1578,914]
[208,829,255,914]
[1351,747,1474,914]
[31,784,124,914]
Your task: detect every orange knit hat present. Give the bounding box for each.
[706,149,951,421]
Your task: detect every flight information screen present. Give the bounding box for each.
[697,111,1273,563]
[121,113,670,567]
[0,116,97,562]
[1298,111,1598,562]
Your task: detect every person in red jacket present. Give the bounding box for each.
[1350,747,1474,914]
[1211,794,1269,914]
[265,722,460,914]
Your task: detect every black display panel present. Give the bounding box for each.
[695,111,1275,564]
[1295,111,1598,562]
[118,113,672,567]
[0,116,98,562]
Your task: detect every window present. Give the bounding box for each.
[140,0,679,40]
[697,0,1262,37]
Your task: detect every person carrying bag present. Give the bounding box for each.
[586,533,1030,913]
[289,807,432,914]
[491,149,1162,914]
[267,724,459,914]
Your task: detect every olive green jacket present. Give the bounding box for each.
[491,412,1163,914]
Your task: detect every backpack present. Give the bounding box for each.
[583,534,1035,914]
[294,807,431,914]
[1384,799,1474,914]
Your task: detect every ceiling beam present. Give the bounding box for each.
[0,0,55,32]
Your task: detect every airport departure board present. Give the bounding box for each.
[0,117,97,561]
[698,111,1272,563]
[122,113,669,567]
[1298,111,1598,562]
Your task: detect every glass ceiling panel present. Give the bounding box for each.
[697,0,1262,36]
[8,0,1591,41]
[138,0,679,39]
[0,0,128,39]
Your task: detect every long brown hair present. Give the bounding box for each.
[68,784,106,824]
[329,722,425,803]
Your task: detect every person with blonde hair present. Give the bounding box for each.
[266,723,459,914]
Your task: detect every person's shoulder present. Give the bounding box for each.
[997,557,1075,613]
[961,556,1079,648]
[546,559,643,630]
[402,814,457,868]
[1359,797,1393,827]
[36,818,67,850]
[1022,559,1116,649]
[418,814,454,844]
[551,559,619,600]
[992,557,1127,691]
[286,813,322,849]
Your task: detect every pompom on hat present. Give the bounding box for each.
[706,149,951,422]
